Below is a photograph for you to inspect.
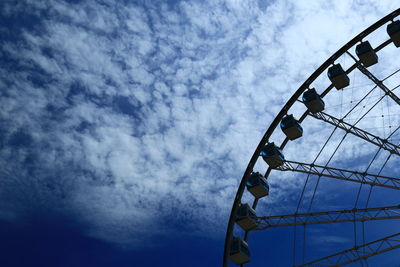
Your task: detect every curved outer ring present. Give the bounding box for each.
[223,8,400,267]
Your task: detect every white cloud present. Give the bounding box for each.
[0,0,399,251]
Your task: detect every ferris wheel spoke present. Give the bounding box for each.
[296,232,400,267]
[275,160,400,190]
[374,38,392,53]
[310,111,400,156]
[346,51,400,106]
[254,205,400,230]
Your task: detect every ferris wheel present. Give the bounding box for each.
[223,8,400,267]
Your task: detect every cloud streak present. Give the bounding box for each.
[0,0,399,250]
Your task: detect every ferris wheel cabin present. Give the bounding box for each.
[327,63,350,90]
[246,172,270,199]
[280,114,303,140]
[387,20,400,47]
[302,88,325,113]
[355,41,378,67]
[260,142,285,168]
[229,237,251,265]
[235,203,257,231]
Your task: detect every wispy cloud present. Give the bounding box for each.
[0,0,398,248]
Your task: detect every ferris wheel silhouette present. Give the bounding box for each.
[223,8,400,267]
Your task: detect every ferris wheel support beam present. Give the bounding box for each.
[254,205,400,230]
[310,111,400,156]
[296,232,400,267]
[374,38,392,52]
[346,51,400,106]
[275,160,400,190]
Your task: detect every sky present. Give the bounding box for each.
[0,0,399,266]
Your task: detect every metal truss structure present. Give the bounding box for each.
[310,111,400,157]
[223,8,400,267]
[297,232,400,266]
[254,205,400,230]
[276,160,400,190]
[347,51,400,106]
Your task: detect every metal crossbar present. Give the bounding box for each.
[296,232,400,266]
[254,205,400,230]
[346,51,400,106]
[310,111,400,156]
[275,160,400,190]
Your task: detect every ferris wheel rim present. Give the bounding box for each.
[223,7,400,267]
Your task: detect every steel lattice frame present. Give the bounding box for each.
[255,205,400,230]
[276,160,400,190]
[309,111,400,156]
[296,232,400,267]
[223,8,400,267]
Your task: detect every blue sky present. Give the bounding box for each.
[0,0,399,266]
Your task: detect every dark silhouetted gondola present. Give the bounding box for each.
[229,237,250,265]
[387,20,400,47]
[303,88,325,113]
[260,142,285,168]
[246,172,270,199]
[235,203,257,231]
[356,41,378,67]
[280,114,303,140]
[328,64,349,90]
